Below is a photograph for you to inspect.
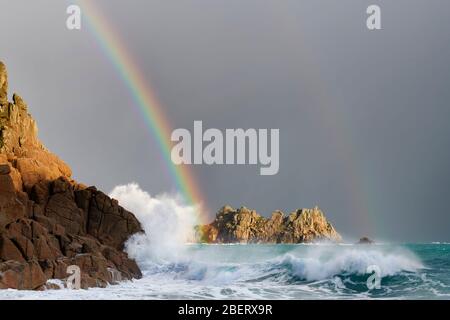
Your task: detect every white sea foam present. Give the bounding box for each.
[274,247,424,281]
[109,183,197,265]
[0,184,439,300]
[108,183,426,292]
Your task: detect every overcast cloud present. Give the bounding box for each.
[1,0,450,241]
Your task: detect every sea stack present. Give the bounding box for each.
[196,205,342,243]
[356,237,375,244]
[0,61,143,289]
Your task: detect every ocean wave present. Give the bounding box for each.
[1,244,444,300]
[135,246,424,289]
[110,184,424,285]
[271,248,424,281]
[99,184,442,299]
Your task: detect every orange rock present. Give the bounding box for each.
[0,61,143,290]
[0,235,25,262]
[0,62,7,105]
[0,260,47,290]
[198,205,342,243]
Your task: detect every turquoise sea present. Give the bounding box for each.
[0,243,449,299]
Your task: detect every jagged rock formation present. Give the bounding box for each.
[0,61,142,289]
[196,205,342,243]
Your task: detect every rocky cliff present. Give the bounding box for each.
[196,205,341,243]
[0,61,142,289]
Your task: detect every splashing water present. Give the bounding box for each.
[109,183,197,264]
[0,184,449,300]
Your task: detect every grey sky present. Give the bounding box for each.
[1,0,449,241]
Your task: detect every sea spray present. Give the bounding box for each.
[107,183,426,284]
[98,184,443,299]
[109,183,197,266]
[0,243,444,299]
[272,245,424,281]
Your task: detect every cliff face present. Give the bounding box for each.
[196,205,342,243]
[0,62,142,289]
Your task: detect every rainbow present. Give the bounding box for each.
[75,1,376,237]
[77,0,207,223]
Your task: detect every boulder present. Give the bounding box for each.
[0,260,47,290]
[0,235,25,262]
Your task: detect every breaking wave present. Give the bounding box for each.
[135,246,424,285]
[109,183,197,264]
[109,183,423,282]
[0,183,446,299]
[102,183,442,299]
[273,248,423,281]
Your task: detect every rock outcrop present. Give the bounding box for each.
[0,61,142,289]
[356,237,374,244]
[196,205,341,243]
